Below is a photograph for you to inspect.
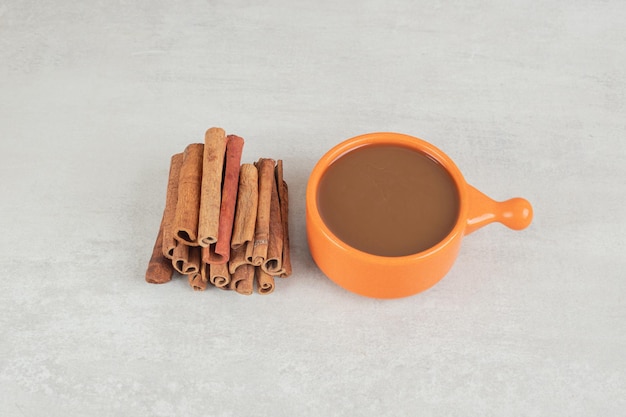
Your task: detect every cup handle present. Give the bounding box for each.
[465,185,533,235]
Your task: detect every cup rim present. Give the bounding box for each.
[306,132,469,264]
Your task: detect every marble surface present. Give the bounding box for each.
[1,1,624,416]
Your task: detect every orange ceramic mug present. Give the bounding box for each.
[306,132,533,298]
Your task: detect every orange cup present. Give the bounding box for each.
[306,132,533,299]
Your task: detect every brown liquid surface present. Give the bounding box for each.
[317,145,460,257]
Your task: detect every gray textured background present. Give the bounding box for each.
[1,1,624,416]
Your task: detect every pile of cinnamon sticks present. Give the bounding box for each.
[145,127,291,295]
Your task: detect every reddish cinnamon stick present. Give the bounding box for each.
[276,160,292,278]
[198,128,227,247]
[161,153,183,259]
[211,134,244,263]
[145,222,174,284]
[251,158,275,266]
[173,143,204,245]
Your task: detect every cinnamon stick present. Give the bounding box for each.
[172,242,189,274]
[161,153,184,259]
[231,164,258,249]
[230,264,254,295]
[200,261,209,283]
[145,222,174,284]
[262,169,284,275]
[245,240,255,265]
[276,160,292,278]
[198,127,227,247]
[209,262,231,289]
[173,143,204,245]
[255,268,275,295]
[228,244,253,274]
[228,262,243,290]
[251,158,275,266]
[201,244,217,266]
[188,270,207,291]
[183,246,201,275]
[211,134,244,263]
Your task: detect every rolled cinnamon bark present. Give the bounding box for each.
[200,261,209,283]
[228,245,251,274]
[251,158,275,266]
[188,270,207,291]
[262,169,283,275]
[276,160,292,278]
[228,264,245,291]
[183,246,201,275]
[173,143,204,245]
[198,127,228,247]
[201,244,217,265]
[245,240,255,264]
[161,153,184,259]
[211,135,244,263]
[231,164,258,249]
[230,264,254,295]
[172,241,190,274]
[209,262,231,289]
[255,267,275,295]
[145,222,174,284]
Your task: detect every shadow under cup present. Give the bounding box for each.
[306,132,533,299]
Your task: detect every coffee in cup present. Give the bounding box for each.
[317,144,459,257]
[306,132,533,298]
